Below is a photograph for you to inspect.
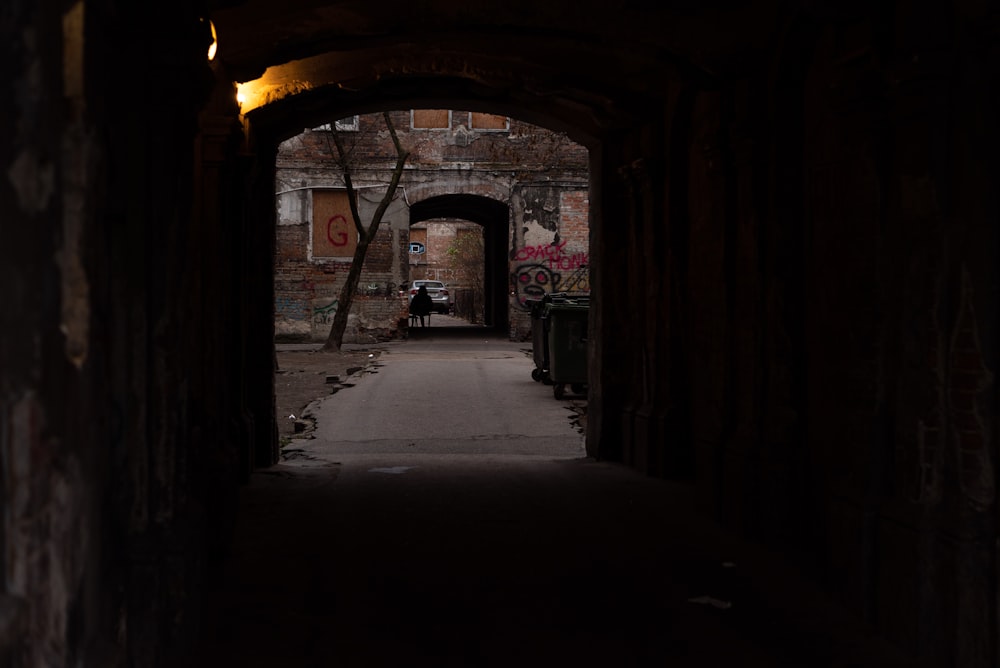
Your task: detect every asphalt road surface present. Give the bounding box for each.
[301,332,585,459]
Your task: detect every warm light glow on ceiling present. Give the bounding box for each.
[235,79,277,115]
[232,57,330,115]
[204,19,218,61]
[236,86,247,106]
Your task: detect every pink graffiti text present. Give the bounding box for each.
[514,240,588,270]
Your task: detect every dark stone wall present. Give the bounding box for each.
[1,2,96,665]
[588,6,1000,665]
[793,10,998,663]
[0,2,269,665]
[1,2,997,667]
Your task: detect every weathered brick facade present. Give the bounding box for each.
[275,110,590,341]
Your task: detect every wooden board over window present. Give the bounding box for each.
[412,109,450,129]
[471,112,508,130]
[312,190,357,258]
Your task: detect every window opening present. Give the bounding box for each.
[312,116,360,132]
[470,112,509,131]
[411,109,451,130]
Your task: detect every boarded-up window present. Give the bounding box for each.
[470,112,508,130]
[312,190,358,258]
[412,109,450,129]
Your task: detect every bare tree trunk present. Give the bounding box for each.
[321,112,409,351]
[323,236,370,351]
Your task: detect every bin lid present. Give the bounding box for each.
[544,302,590,316]
[540,292,590,315]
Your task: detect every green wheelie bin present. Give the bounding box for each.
[544,298,589,399]
[526,296,551,383]
[527,292,573,384]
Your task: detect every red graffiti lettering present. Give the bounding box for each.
[515,240,567,262]
[514,241,589,272]
[327,215,349,246]
[549,252,588,271]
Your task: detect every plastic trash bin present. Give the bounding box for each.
[526,296,550,383]
[545,299,589,399]
[527,292,573,384]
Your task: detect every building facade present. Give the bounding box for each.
[274,109,590,342]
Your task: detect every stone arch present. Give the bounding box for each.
[409,193,511,329]
[237,76,646,464]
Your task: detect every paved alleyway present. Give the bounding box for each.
[191,328,913,667]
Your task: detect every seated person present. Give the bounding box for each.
[409,285,433,327]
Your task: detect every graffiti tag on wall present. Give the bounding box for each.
[511,264,559,309]
[313,299,338,324]
[312,191,357,257]
[511,241,590,309]
[513,240,588,271]
[276,296,308,320]
[327,214,350,247]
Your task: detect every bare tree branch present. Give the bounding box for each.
[365,112,410,238]
[329,127,366,237]
[321,112,410,352]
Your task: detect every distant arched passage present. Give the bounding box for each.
[410,194,510,330]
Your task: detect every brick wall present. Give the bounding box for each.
[276,109,591,341]
[507,186,591,338]
[275,215,408,342]
[408,227,428,280]
[411,221,480,284]
[365,226,395,273]
[320,295,412,344]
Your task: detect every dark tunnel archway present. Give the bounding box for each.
[4,3,996,665]
[246,86,608,459]
[409,194,511,331]
[241,72,624,467]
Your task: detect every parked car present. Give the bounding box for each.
[401,280,452,314]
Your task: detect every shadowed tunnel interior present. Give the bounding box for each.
[2,2,998,667]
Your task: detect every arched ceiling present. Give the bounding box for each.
[411,194,509,227]
[207,0,781,143]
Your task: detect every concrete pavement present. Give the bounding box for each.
[193,328,914,667]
